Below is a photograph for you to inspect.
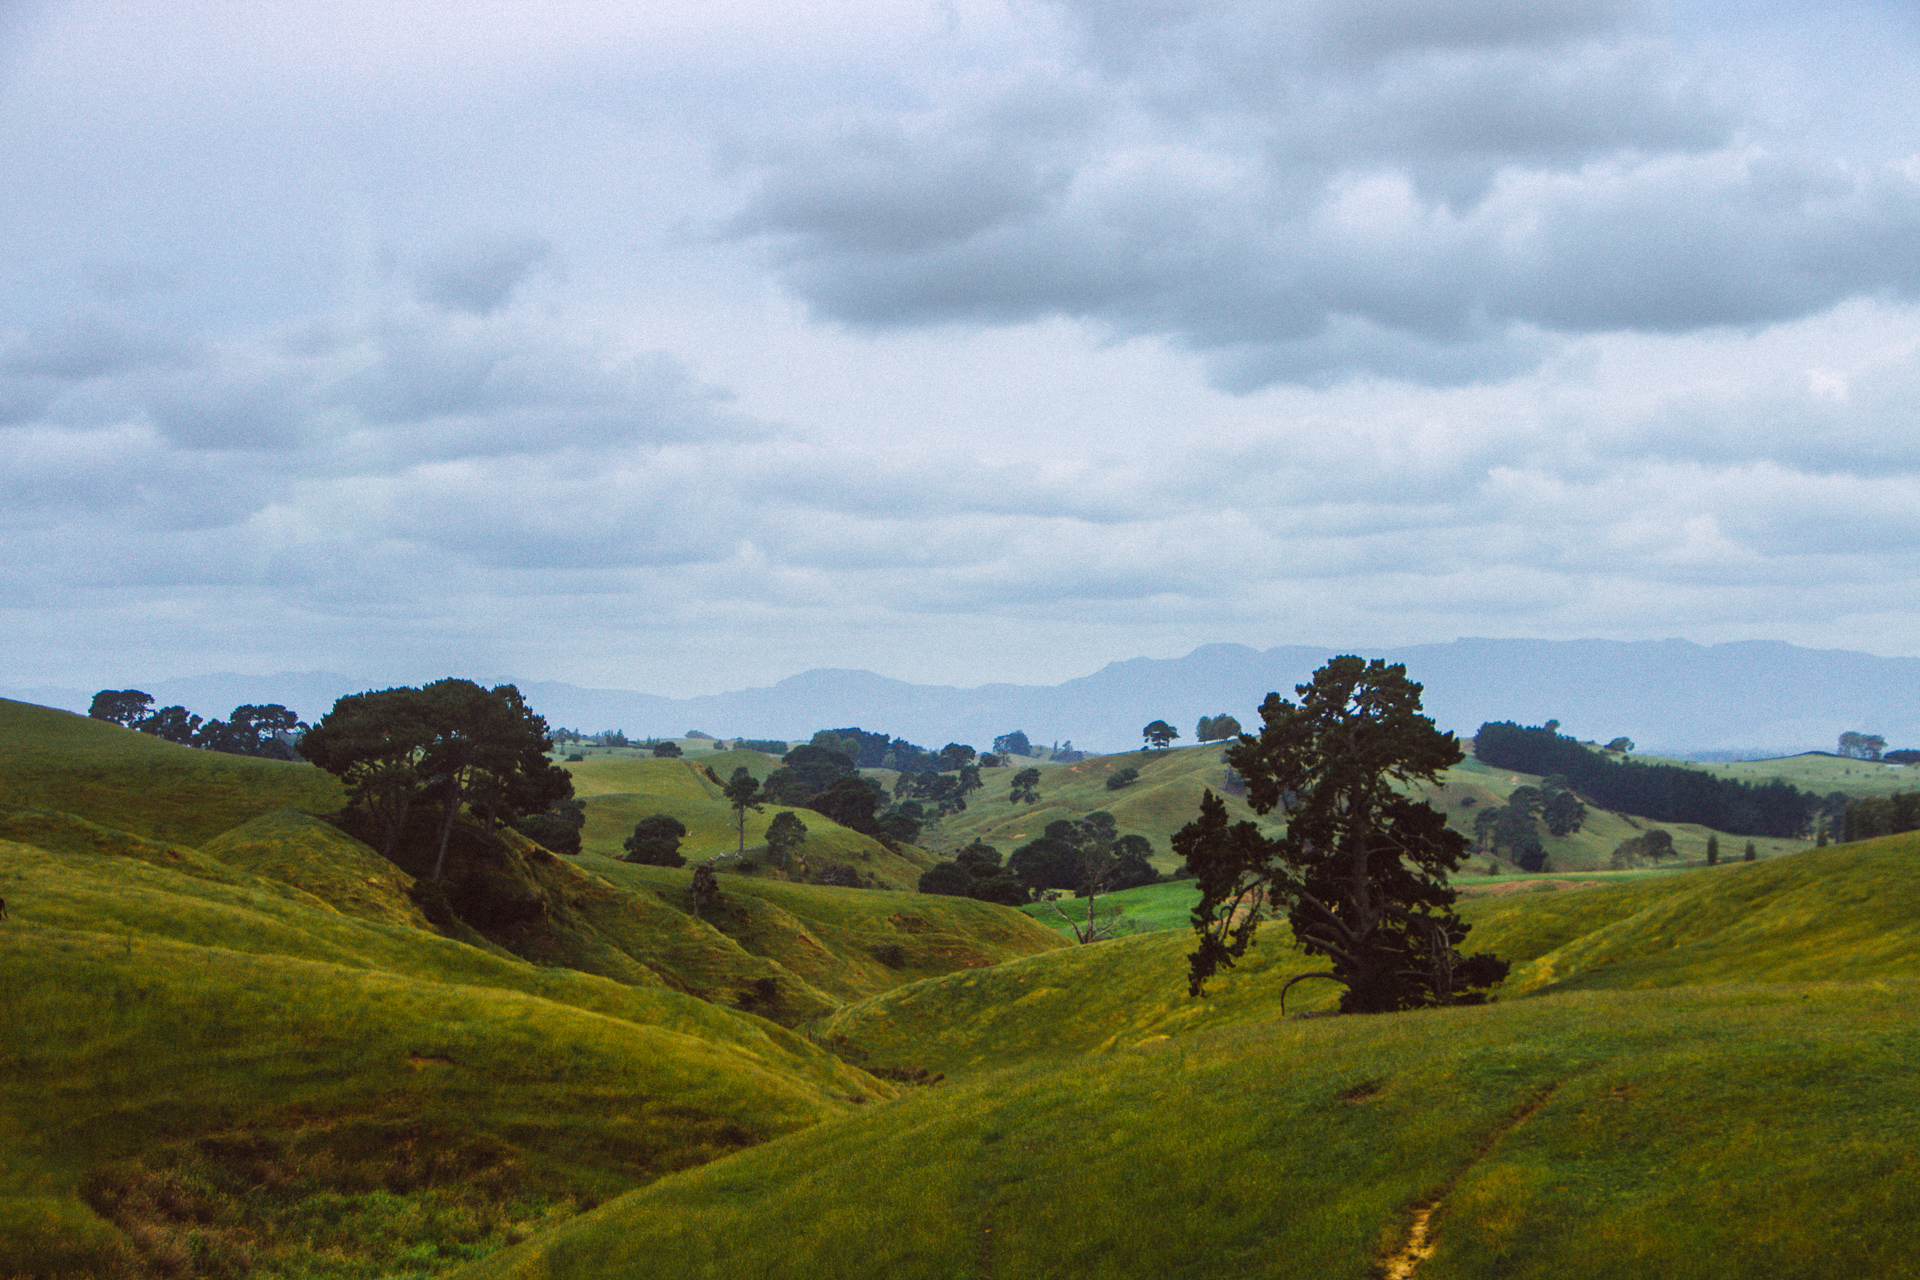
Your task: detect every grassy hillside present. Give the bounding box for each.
[1680,750,1917,797]
[456,980,1919,1280]
[452,832,1920,1280]
[565,753,937,890]
[0,699,343,844]
[0,836,886,1278]
[581,855,1066,1011]
[0,702,1066,1277]
[931,746,1276,867]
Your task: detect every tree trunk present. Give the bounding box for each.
[431,777,461,881]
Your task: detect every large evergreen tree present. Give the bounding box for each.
[1175,656,1508,1013]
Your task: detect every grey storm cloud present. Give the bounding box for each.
[726,0,1920,386]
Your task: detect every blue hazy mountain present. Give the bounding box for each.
[11,638,1917,757]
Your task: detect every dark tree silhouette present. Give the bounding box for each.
[1176,656,1508,1013]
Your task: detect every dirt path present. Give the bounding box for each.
[1377,1079,1570,1279]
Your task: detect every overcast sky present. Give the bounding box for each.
[5,0,1919,698]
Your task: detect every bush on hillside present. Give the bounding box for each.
[1105,767,1140,791]
[515,797,586,856]
[625,815,689,867]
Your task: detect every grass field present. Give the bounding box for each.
[456,831,1920,1280]
[563,751,938,890]
[7,699,1918,1279]
[0,705,1062,1277]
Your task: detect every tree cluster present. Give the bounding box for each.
[1843,792,1920,842]
[1006,812,1159,897]
[1142,720,1180,750]
[1610,828,1675,869]
[299,680,572,879]
[917,841,1028,905]
[1195,714,1243,743]
[992,730,1033,757]
[1176,656,1508,1015]
[89,690,306,759]
[1470,776,1587,871]
[1838,731,1888,761]
[1105,766,1141,791]
[1474,721,1817,837]
[624,815,689,866]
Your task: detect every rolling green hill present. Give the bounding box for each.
[0,699,343,844]
[450,832,1920,1280]
[0,702,1062,1278]
[7,695,1915,1279]
[566,752,939,890]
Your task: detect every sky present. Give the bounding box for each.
[4,0,1919,698]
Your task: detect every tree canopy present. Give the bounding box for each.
[301,680,570,878]
[1195,714,1243,743]
[1142,720,1180,750]
[1176,655,1507,1014]
[625,815,689,866]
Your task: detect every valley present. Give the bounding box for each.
[1,694,1915,1279]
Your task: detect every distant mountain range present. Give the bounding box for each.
[9,639,1918,758]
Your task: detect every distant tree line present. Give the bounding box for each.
[89,689,305,760]
[1473,721,1818,838]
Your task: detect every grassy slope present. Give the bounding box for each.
[578,854,1067,1011]
[202,808,435,931]
[932,746,1276,867]
[0,699,343,844]
[458,983,1919,1280]
[1683,749,1918,798]
[566,752,937,889]
[0,710,1031,1275]
[0,834,892,1274]
[455,833,1920,1280]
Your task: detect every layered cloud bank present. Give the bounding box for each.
[3,0,1918,692]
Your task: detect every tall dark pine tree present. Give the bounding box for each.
[1174,656,1508,1014]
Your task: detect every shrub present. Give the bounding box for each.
[1105,767,1140,791]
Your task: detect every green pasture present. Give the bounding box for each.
[0,698,343,844]
[1675,749,1918,797]
[459,980,1920,1280]
[564,753,937,890]
[5,697,1918,1280]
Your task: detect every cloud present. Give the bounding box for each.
[725,0,1920,386]
[416,235,553,314]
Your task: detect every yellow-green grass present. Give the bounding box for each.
[0,698,343,845]
[0,837,885,1274]
[1669,749,1919,797]
[580,855,1067,1010]
[0,802,251,886]
[823,833,1920,1079]
[936,746,1276,868]
[567,754,936,889]
[454,980,1920,1280]
[1019,878,1203,938]
[202,807,435,931]
[1486,831,1920,995]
